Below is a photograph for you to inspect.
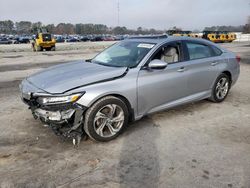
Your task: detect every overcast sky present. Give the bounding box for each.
[1,0,249,30]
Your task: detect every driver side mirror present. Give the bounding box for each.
[148,59,168,70]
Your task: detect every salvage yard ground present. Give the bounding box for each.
[0,41,250,188]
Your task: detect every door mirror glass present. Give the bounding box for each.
[148,59,168,70]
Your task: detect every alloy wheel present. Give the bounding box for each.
[216,77,229,100]
[93,104,125,138]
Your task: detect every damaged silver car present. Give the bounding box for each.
[20,35,240,145]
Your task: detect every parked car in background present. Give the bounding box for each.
[114,35,125,41]
[0,38,12,44]
[20,35,240,145]
[90,35,103,42]
[55,37,65,43]
[103,36,115,41]
[66,38,79,42]
[15,37,30,44]
[80,36,90,42]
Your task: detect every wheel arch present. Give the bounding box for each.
[85,93,135,122]
[209,70,232,92]
[222,70,232,84]
[111,94,135,122]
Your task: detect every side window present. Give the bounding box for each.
[186,42,213,60]
[151,43,181,64]
[211,45,222,56]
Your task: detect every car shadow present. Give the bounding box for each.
[117,116,160,188]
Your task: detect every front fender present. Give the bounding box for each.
[74,68,139,117]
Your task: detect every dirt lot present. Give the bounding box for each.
[0,41,250,188]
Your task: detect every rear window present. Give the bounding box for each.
[186,42,213,60]
[42,34,52,41]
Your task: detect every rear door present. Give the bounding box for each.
[183,41,223,95]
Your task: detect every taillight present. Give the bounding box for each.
[236,55,241,63]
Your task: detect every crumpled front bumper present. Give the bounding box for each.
[19,79,87,140]
[33,108,75,122]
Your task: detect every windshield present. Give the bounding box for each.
[92,41,155,68]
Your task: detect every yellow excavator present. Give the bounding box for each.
[227,32,237,43]
[32,28,56,51]
[172,30,192,37]
[167,30,236,43]
[167,30,201,38]
[202,31,236,43]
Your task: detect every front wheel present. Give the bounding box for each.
[84,96,129,142]
[35,44,42,52]
[209,73,231,102]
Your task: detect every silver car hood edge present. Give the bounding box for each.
[26,61,129,94]
[62,67,129,94]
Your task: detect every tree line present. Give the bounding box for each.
[0,19,249,35]
[0,20,164,35]
[204,25,246,32]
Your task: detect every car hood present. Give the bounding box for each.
[27,60,127,94]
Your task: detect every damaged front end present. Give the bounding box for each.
[20,79,87,145]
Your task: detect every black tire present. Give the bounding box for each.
[51,46,56,51]
[84,96,129,142]
[209,73,231,103]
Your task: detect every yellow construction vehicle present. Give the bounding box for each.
[189,33,202,38]
[167,30,182,36]
[202,31,236,43]
[227,32,237,42]
[202,31,218,42]
[32,28,56,51]
[173,30,192,37]
[167,30,201,38]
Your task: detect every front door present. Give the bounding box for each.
[137,41,190,115]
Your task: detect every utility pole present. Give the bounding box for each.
[117,0,120,26]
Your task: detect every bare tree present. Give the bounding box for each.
[0,20,14,34]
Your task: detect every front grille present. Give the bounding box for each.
[40,103,75,111]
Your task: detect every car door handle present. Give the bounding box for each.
[177,67,186,72]
[211,62,219,66]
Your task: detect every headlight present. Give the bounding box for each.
[39,93,83,105]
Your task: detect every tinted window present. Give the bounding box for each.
[186,42,213,60]
[151,42,181,64]
[42,34,52,41]
[211,46,222,56]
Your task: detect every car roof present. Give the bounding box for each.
[126,36,220,48]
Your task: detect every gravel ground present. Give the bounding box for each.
[0,41,249,188]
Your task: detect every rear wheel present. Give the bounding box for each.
[51,46,56,51]
[84,96,129,142]
[209,73,230,102]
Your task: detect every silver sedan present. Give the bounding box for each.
[20,36,240,144]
